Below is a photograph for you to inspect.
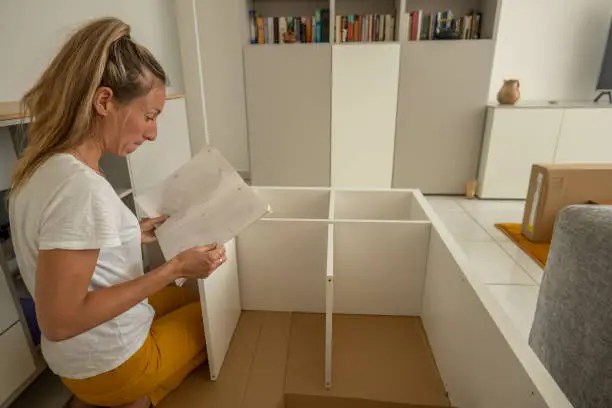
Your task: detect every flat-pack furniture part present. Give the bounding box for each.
[194,187,573,408]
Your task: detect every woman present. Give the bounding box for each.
[9,17,225,408]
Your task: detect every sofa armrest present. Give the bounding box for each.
[529,204,612,408]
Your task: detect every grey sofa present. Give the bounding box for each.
[529,205,612,408]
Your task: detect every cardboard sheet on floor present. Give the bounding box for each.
[157,311,450,408]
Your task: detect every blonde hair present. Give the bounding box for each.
[11,17,167,192]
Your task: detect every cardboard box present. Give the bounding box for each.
[522,164,612,242]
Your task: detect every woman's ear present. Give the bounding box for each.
[93,86,114,117]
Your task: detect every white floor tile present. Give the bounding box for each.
[469,210,525,243]
[425,196,465,212]
[487,284,540,340]
[469,209,525,225]
[436,211,491,241]
[499,242,545,284]
[460,242,537,285]
[457,198,526,214]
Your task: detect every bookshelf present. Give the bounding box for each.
[403,0,499,41]
[181,0,504,192]
[246,0,499,44]
[247,0,332,44]
[333,0,401,43]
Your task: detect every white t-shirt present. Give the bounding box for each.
[9,153,154,379]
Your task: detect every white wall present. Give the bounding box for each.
[0,0,184,101]
[489,0,612,102]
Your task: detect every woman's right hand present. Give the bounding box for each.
[172,243,227,279]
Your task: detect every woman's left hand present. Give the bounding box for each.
[140,215,168,244]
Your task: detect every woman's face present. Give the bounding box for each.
[95,83,166,156]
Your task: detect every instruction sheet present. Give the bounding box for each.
[135,146,270,267]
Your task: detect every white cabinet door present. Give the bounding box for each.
[331,44,400,188]
[0,267,19,334]
[0,323,36,405]
[477,108,563,199]
[128,98,193,197]
[554,108,612,163]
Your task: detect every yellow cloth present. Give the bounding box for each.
[61,286,206,406]
[495,223,550,268]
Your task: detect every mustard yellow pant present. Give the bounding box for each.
[61,287,206,406]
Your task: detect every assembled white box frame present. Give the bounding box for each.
[196,186,572,407]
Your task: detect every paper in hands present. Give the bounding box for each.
[135,147,270,284]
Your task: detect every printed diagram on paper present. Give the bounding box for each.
[135,147,271,262]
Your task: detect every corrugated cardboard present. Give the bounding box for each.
[158,311,451,408]
[284,313,449,408]
[522,164,612,242]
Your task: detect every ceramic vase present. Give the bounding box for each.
[497,79,521,105]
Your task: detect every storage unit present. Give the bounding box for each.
[477,102,612,199]
[177,0,502,193]
[187,186,573,408]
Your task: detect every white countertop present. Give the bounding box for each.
[487,100,612,109]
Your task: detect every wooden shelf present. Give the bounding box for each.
[0,102,25,123]
[0,94,186,124]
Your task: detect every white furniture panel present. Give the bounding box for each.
[237,220,329,313]
[0,267,19,334]
[554,108,612,163]
[393,41,495,194]
[421,227,570,408]
[334,190,414,221]
[333,221,430,316]
[198,238,241,381]
[477,107,564,199]
[0,323,37,405]
[128,97,192,197]
[253,187,330,220]
[245,45,332,187]
[325,224,334,390]
[331,44,400,188]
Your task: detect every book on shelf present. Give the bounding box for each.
[407,9,483,41]
[248,9,330,44]
[335,13,396,43]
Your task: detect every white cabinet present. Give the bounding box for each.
[0,324,36,405]
[555,108,612,163]
[0,268,19,335]
[477,107,563,199]
[331,44,400,188]
[477,103,612,199]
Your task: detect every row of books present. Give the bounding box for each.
[335,14,396,43]
[248,9,330,44]
[407,10,483,41]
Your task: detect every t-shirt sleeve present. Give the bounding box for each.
[39,174,122,250]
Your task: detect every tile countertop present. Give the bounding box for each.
[487,100,612,109]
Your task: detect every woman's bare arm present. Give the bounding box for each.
[35,249,178,342]
[35,244,225,342]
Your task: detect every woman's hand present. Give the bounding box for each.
[172,243,227,279]
[140,215,168,244]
